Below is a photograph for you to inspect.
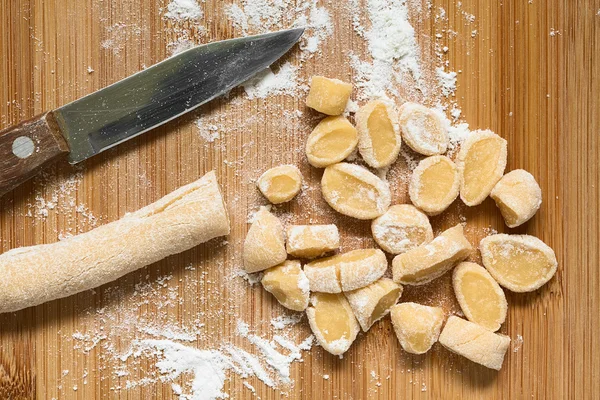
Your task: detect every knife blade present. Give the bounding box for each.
[0,28,304,197]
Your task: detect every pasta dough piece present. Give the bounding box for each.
[457,129,508,206]
[304,249,387,293]
[0,171,230,313]
[305,116,358,168]
[307,293,360,356]
[261,260,310,311]
[356,99,402,168]
[345,278,403,332]
[439,316,511,370]
[480,234,558,292]
[371,204,433,255]
[390,302,444,354]
[321,163,391,220]
[392,224,473,285]
[243,207,287,273]
[398,102,449,156]
[490,169,542,228]
[452,262,507,331]
[305,76,353,116]
[286,224,340,259]
[409,155,460,216]
[257,165,303,204]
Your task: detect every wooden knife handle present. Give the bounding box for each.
[0,112,70,198]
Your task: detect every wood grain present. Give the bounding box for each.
[0,0,598,399]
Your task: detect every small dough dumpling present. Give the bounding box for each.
[243,207,287,273]
[398,102,449,156]
[321,163,391,220]
[261,260,310,311]
[305,76,353,116]
[257,165,303,204]
[307,293,360,356]
[390,302,445,354]
[345,278,403,332]
[371,204,433,255]
[439,316,511,371]
[286,224,340,259]
[306,116,358,168]
[304,249,388,293]
[480,234,558,292]
[457,129,508,206]
[356,99,402,168]
[409,155,460,216]
[490,169,542,228]
[392,224,473,285]
[452,262,507,332]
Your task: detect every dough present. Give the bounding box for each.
[371,204,433,255]
[390,302,444,354]
[0,171,230,313]
[257,164,303,204]
[305,116,358,168]
[398,102,449,156]
[243,206,287,273]
[305,76,353,116]
[286,224,340,259]
[490,169,542,228]
[345,278,403,332]
[261,260,310,311]
[409,155,460,216]
[356,99,402,168]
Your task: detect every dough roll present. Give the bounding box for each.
[0,171,230,313]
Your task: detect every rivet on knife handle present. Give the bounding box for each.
[0,112,70,198]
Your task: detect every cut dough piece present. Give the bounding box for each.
[257,165,302,204]
[371,204,433,255]
[261,260,310,312]
[305,76,353,116]
[304,249,387,293]
[490,169,542,228]
[305,116,358,168]
[356,99,402,168]
[439,316,511,370]
[321,163,391,220]
[392,224,473,285]
[409,155,460,216]
[452,262,507,331]
[457,129,508,206]
[345,278,403,332]
[398,102,449,156]
[0,171,230,314]
[390,302,444,354]
[286,224,340,259]
[480,234,558,292]
[243,207,287,273]
[307,293,360,356]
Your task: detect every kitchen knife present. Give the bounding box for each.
[0,28,304,197]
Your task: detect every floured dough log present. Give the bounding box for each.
[356,99,402,168]
[409,155,460,216]
[457,129,508,206]
[0,171,230,313]
[243,206,287,273]
[371,204,433,255]
[390,302,444,354]
[452,262,507,331]
[439,316,511,370]
[480,234,558,292]
[257,165,303,204]
[398,103,449,156]
[306,116,358,167]
[304,249,387,293]
[392,224,473,285]
[261,260,310,311]
[490,169,542,228]
[305,76,353,116]
[286,224,340,259]
[345,278,403,332]
[321,163,391,220]
[307,292,360,356]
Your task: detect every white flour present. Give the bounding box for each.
[165,0,203,20]
[242,62,298,99]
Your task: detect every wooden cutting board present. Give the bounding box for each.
[0,0,598,399]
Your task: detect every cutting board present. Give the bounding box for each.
[1,0,598,399]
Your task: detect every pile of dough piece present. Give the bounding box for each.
[242,76,557,370]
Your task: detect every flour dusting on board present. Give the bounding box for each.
[165,0,203,20]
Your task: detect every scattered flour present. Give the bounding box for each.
[196,119,222,143]
[165,0,203,20]
[436,67,457,97]
[271,314,303,330]
[242,62,299,99]
[513,334,524,352]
